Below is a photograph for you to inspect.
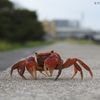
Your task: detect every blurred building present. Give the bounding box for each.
[42,20,56,37]
[42,19,94,39]
[55,20,80,38]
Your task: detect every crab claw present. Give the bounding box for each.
[26,57,37,80]
[44,53,59,77]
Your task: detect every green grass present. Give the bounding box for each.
[1,39,99,52]
[68,38,100,45]
[0,40,55,52]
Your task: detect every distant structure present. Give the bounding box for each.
[42,20,56,37]
[55,20,80,38]
[80,12,85,28]
[42,19,94,39]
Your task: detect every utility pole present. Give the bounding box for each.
[80,12,84,28]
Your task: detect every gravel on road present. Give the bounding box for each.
[0,42,100,100]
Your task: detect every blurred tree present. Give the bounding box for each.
[0,0,14,12]
[0,0,14,40]
[0,0,45,43]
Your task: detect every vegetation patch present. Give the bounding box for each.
[0,40,55,52]
[68,38,100,45]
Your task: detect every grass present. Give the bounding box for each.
[67,38,100,45]
[0,39,99,52]
[0,40,55,52]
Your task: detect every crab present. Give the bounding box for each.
[10,50,93,80]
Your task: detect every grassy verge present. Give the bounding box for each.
[0,40,55,52]
[1,39,99,52]
[67,38,100,45]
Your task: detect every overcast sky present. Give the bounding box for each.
[10,0,100,31]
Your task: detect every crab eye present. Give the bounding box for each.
[51,50,54,53]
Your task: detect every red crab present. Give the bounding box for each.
[10,50,93,80]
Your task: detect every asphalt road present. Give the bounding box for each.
[0,46,43,71]
[0,42,100,100]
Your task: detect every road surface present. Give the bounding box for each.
[0,46,43,71]
[0,41,100,100]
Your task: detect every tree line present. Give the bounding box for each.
[0,0,45,43]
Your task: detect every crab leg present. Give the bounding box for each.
[17,67,27,80]
[19,66,25,75]
[33,67,37,79]
[39,71,48,77]
[10,60,26,79]
[44,65,51,76]
[76,58,93,78]
[71,62,83,80]
[10,62,20,78]
[63,58,93,78]
[71,67,78,79]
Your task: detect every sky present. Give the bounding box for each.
[10,0,100,31]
